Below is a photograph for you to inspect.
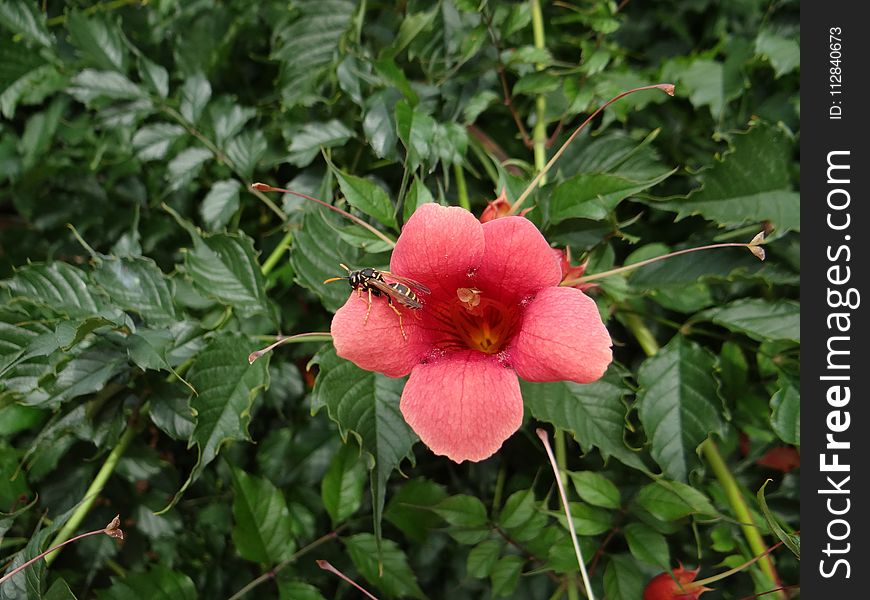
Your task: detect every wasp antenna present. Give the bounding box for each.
[323,277,345,285]
[338,263,351,273]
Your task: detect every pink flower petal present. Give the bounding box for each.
[475,216,562,303]
[331,292,429,378]
[401,350,523,463]
[509,286,612,383]
[390,204,485,300]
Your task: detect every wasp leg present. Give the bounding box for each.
[387,300,408,341]
[363,288,375,326]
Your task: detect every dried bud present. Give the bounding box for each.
[553,248,597,291]
[103,515,124,540]
[644,565,710,600]
[748,231,766,261]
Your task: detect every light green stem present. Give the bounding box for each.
[530,0,547,183]
[261,230,293,276]
[624,315,784,598]
[44,419,140,566]
[701,440,784,598]
[454,163,470,210]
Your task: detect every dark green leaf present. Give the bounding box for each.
[466,539,502,578]
[287,120,354,167]
[345,533,424,599]
[200,179,241,231]
[321,442,367,525]
[68,69,146,102]
[67,11,127,72]
[635,480,717,521]
[623,522,670,569]
[187,334,270,476]
[180,73,211,124]
[568,471,621,509]
[757,480,800,559]
[698,299,800,343]
[96,565,196,600]
[755,30,799,77]
[490,555,524,597]
[770,377,799,445]
[656,124,800,232]
[93,256,178,326]
[230,467,295,563]
[0,1,53,48]
[333,168,397,230]
[636,337,723,481]
[132,123,186,161]
[604,554,645,600]
[522,370,647,471]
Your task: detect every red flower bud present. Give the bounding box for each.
[479,189,531,223]
[643,565,711,600]
[756,446,800,472]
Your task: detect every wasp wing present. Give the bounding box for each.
[379,271,431,295]
[367,278,424,309]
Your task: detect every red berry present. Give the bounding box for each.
[643,565,711,600]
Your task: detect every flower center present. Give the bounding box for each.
[431,290,520,354]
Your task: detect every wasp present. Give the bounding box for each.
[324,264,430,340]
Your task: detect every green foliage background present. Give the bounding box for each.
[0,0,799,598]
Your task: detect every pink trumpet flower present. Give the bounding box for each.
[330,204,613,462]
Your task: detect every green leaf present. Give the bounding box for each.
[344,533,424,599]
[290,209,360,312]
[636,337,723,481]
[490,555,524,597]
[138,55,169,98]
[187,334,270,476]
[549,169,676,224]
[277,579,327,600]
[522,370,647,471]
[210,100,256,147]
[756,30,799,77]
[697,299,800,343]
[321,441,367,525]
[3,262,121,322]
[604,554,645,600]
[40,343,128,408]
[96,565,196,600]
[374,56,418,105]
[513,71,560,96]
[385,7,437,58]
[272,0,355,108]
[677,59,727,116]
[757,480,800,559]
[384,478,447,542]
[395,100,436,172]
[287,120,354,167]
[174,219,271,318]
[770,378,799,445]
[623,522,670,570]
[0,1,53,48]
[67,11,127,72]
[180,73,211,124]
[332,168,398,230]
[92,256,179,326]
[467,539,502,578]
[364,90,400,159]
[434,495,488,529]
[225,130,267,180]
[167,146,212,191]
[44,578,78,600]
[567,471,621,509]
[230,467,295,564]
[656,124,800,232]
[635,480,717,521]
[68,69,147,102]
[498,489,536,529]
[311,347,416,544]
[132,123,186,161]
[200,179,241,230]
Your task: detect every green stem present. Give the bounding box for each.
[701,440,784,598]
[44,416,142,566]
[454,163,470,210]
[623,317,784,599]
[562,241,760,286]
[530,0,548,183]
[261,230,293,276]
[227,529,343,600]
[508,83,674,216]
